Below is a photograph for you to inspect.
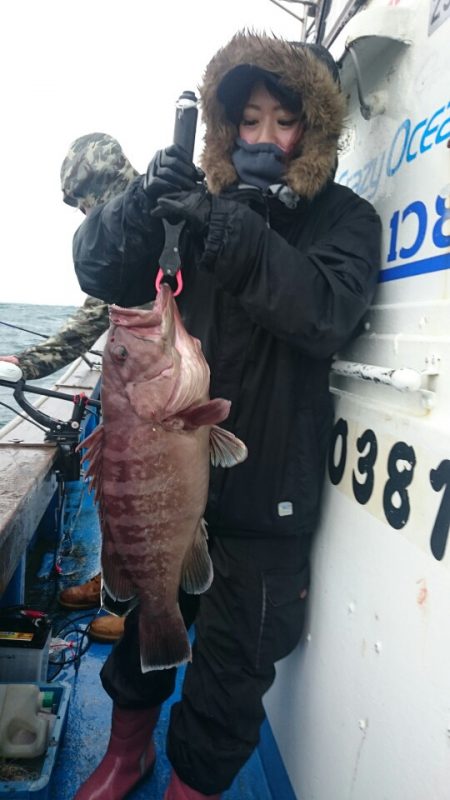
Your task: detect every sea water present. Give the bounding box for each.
[0,303,77,427]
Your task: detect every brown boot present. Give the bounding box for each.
[58,573,101,609]
[88,614,125,643]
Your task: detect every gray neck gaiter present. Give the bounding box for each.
[231,138,286,190]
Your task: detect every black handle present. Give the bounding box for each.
[159,90,199,280]
[173,90,198,158]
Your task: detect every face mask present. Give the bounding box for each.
[231,138,286,190]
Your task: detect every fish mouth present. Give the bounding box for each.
[109,285,173,334]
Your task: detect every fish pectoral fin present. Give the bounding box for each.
[175,398,231,429]
[139,604,191,672]
[181,519,213,595]
[209,426,248,467]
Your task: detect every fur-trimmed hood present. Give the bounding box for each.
[199,31,346,200]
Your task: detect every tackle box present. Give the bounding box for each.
[0,681,71,799]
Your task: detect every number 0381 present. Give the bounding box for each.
[328,418,450,561]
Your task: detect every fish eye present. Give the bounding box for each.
[113,344,128,361]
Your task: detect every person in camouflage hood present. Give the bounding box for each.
[61,131,139,211]
[72,31,381,800]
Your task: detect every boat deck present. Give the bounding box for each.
[28,562,286,799]
[38,484,290,799]
[49,633,276,800]
[21,491,284,800]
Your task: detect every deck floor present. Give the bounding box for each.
[16,474,292,800]
[48,629,274,800]
[24,524,278,800]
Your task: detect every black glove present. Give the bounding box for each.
[151,190,212,235]
[143,145,200,203]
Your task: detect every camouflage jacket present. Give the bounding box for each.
[17,297,109,380]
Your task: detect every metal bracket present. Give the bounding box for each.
[0,377,101,480]
[269,0,318,40]
[345,44,373,120]
[331,357,440,409]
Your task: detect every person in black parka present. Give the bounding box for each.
[73,31,381,800]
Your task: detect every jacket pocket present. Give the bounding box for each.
[256,563,310,669]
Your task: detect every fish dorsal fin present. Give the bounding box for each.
[77,425,105,503]
[209,426,248,467]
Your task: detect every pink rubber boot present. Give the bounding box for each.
[164,770,221,799]
[74,704,160,800]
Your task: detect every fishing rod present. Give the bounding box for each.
[0,318,97,368]
[0,319,47,338]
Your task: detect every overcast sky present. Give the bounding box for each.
[1,0,298,306]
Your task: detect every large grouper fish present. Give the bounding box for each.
[79,284,247,672]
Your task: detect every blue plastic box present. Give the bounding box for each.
[0,682,71,799]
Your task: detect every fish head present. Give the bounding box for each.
[103,286,179,420]
[103,285,209,421]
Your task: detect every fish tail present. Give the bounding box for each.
[181,519,213,595]
[139,604,191,673]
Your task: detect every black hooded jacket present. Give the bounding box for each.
[74,33,381,539]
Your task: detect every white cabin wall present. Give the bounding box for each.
[265,0,450,797]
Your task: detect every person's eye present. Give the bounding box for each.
[278,118,298,128]
[241,118,258,127]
